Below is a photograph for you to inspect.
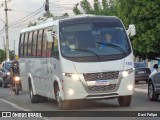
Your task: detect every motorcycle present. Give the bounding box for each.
[12,76,21,95]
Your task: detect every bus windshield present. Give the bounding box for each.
[60,21,131,62]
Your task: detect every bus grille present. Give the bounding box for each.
[88,84,116,91]
[83,71,119,81]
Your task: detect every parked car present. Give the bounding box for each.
[134,62,151,84]
[0,61,13,87]
[148,64,160,101]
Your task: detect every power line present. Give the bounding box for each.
[0,26,5,34]
[9,8,44,29]
[9,5,44,27]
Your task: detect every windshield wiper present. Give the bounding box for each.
[72,48,101,59]
[96,42,126,55]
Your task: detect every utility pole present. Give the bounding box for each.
[14,40,16,59]
[45,0,50,14]
[3,36,6,50]
[3,36,6,60]
[4,0,10,61]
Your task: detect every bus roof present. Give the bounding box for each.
[20,15,119,33]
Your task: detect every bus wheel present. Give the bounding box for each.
[29,81,39,103]
[40,96,48,102]
[118,95,131,106]
[55,85,69,110]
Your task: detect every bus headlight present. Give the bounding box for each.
[68,88,74,95]
[122,71,129,77]
[120,68,134,78]
[63,73,80,81]
[127,84,133,91]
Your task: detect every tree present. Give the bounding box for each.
[81,0,94,14]
[0,49,15,62]
[73,3,82,15]
[62,13,69,17]
[0,49,5,62]
[73,0,116,16]
[115,0,160,59]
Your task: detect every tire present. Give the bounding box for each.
[0,83,2,87]
[118,95,132,106]
[55,85,69,110]
[3,83,7,88]
[135,81,139,84]
[148,81,159,101]
[29,81,40,103]
[40,96,48,102]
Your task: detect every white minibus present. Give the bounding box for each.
[19,15,136,109]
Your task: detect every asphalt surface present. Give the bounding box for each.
[0,81,159,120]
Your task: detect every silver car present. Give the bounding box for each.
[148,64,160,101]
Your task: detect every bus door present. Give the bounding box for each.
[46,31,61,98]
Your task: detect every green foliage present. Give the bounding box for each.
[115,0,160,59]
[0,49,15,62]
[73,0,115,16]
[62,13,69,17]
[0,49,5,62]
[73,3,82,15]
[43,12,53,18]
[81,0,94,14]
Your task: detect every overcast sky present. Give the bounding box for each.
[0,0,94,54]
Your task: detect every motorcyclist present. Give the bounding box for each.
[10,60,22,90]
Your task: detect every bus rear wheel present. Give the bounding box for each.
[55,85,69,110]
[118,95,131,106]
[29,81,40,103]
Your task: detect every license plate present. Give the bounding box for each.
[96,80,110,86]
[138,71,145,74]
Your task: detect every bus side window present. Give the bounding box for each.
[19,34,25,57]
[28,32,33,57]
[43,29,48,57]
[24,32,29,57]
[32,31,37,56]
[37,30,43,57]
[46,33,58,58]
[52,33,59,59]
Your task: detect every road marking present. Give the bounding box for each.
[0,98,47,120]
[134,88,148,93]
[0,98,30,111]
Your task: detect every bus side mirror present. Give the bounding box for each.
[46,31,53,42]
[127,24,136,36]
[153,64,158,69]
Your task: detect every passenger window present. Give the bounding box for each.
[32,31,38,56]
[42,29,47,57]
[51,28,59,59]
[24,33,29,57]
[19,34,25,57]
[47,40,53,57]
[28,32,33,57]
[37,30,43,56]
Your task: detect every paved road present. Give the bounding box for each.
[0,81,159,120]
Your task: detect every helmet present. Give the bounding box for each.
[13,60,18,67]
